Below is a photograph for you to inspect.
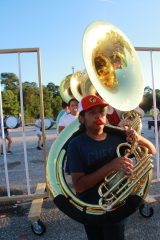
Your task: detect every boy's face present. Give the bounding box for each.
[69,100,78,115]
[80,105,108,131]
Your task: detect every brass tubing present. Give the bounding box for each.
[133,155,152,173]
[105,171,120,182]
[105,165,152,211]
[99,174,127,198]
[116,161,152,195]
[98,151,152,210]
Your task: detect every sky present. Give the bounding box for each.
[0,0,160,89]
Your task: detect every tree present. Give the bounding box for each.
[144,86,152,95]
[22,83,40,118]
[155,89,160,109]
[2,90,20,115]
[140,86,160,112]
[43,87,54,117]
[23,81,37,88]
[1,72,19,94]
[51,95,62,119]
[140,87,153,112]
[46,82,60,97]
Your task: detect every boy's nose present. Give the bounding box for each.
[96,112,104,117]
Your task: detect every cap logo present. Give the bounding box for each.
[89,97,96,103]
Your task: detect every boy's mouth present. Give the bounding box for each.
[96,118,105,125]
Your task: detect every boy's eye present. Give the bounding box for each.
[89,110,95,114]
[88,110,106,115]
[100,111,106,115]
[101,109,108,115]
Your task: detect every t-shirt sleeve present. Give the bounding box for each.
[66,140,84,173]
[57,115,65,127]
[35,119,41,127]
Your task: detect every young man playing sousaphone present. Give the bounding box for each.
[67,95,156,240]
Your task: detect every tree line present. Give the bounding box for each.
[0,72,160,120]
[0,72,62,120]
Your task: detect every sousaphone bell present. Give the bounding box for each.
[83,21,144,111]
[59,74,74,103]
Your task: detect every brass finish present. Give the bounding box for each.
[83,21,144,111]
[70,71,83,101]
[80,70,97,97]
[94,53,117,89]
[121,110,142,133]
[98,143,153,211]
[59,74,74,103]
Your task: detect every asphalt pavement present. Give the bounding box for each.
[0,117,160,240]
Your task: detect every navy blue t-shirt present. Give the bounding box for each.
[67,132,126,204]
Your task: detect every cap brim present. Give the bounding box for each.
[80,103,108,112]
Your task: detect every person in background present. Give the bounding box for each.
[56,101,69,134]
[106,105,132,129]
[18,113,22,126]
[67,95,156,240]
[149,106,159,120]
[35,114,43,150]
[133,106,145,133]
[106,105,122,126]
[134,106,145,118]
[0,116,12,154]
[58,98,79,134]
[107,105,144,133]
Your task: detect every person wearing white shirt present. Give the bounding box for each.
[58,98,79,134]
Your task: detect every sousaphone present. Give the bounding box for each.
[70,71,83,102]
[47,21,152,225]
[59,74,74,103]
[70,69,98,100]
[80,70,97,97]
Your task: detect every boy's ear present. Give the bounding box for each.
[78,115,84,124]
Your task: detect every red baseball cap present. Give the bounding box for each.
[78,95,108,113]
